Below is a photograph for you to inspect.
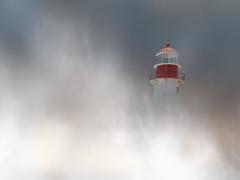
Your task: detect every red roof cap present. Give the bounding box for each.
[160,47,176,53]
[160,42,176,53]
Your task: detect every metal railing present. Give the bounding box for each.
[178,72,185,81]
[149,69,156,80]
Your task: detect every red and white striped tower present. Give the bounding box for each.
[149,42,185,107]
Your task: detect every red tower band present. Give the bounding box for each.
[156,64,178,79]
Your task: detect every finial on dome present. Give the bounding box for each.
[166,41,170,47]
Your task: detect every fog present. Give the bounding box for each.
[0,0,240,180]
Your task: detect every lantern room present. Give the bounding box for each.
[154,42,180,79]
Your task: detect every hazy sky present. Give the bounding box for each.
[1,0,240,108]
[0,0,240,179]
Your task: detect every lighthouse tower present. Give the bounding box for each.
[149,42,185,109]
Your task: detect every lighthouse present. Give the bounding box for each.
[149,42,185,110]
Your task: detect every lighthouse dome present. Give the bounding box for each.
[159,42,177,54]
[160,47,176,53]
[155,42,178,57]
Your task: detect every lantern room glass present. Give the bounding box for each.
[156,52,179,65]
